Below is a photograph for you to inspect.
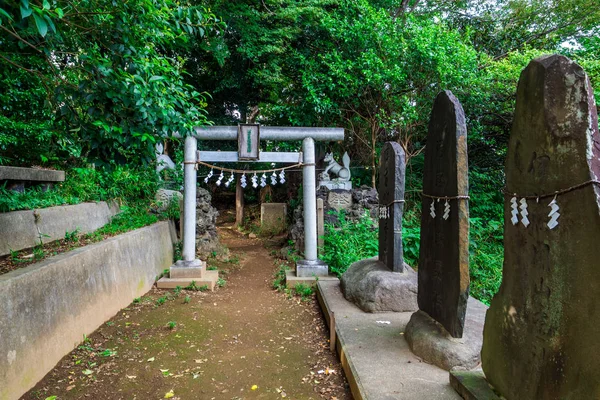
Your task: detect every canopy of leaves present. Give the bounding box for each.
[0,0,224,167]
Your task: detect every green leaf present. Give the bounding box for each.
[42,0,50,10]
[149,76,165,82]
[32,13,48,37]
[55,7,63,18]
[44,397,57,400]
[20,4,32,18]
[0,8,13,22]
[44,15,55,33]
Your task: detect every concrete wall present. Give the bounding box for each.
[0,221,176,400]
[0,201,120,256]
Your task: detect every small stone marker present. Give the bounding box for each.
[260,203,287,234]
[378,142,406,273]
[418,90,469,338]
[327,190,353,211]
[481,55,600,399]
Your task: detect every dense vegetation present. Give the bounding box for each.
[1,0,599,303]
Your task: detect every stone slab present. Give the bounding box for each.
[482,55,600,400]
[156,270,219,291]
[449,370,501,400]
[285,269,339,287]
[378,142,406,272]
[317,280,461,400]
[0,201,121,256]
[419,90,470,338]
[0,166,65,182]
[405,297,487,371]
[319,180,352,190]
[0,221,176,400]
[260,202,287,233]
[340,257,418,312]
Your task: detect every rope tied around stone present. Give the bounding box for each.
[420,193,470,201]
[186,160,305,175]
[503,179,600,200]
[379,199,406,207]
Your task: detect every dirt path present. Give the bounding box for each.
[22,214,351,400]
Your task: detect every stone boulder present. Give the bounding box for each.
[195,187,219,258]
[340,257,418,312]
[404,297,487,371]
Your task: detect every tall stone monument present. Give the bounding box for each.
[405,91,486,371]
[340,142,417,312]
[418,90,470,338]
[378,142,405,272]
[479,55,600,399]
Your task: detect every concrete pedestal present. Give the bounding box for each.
[296,258,329,277]
[156,259,219,291]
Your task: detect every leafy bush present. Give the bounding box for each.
[321,210,379,277]
[0,165,158,212]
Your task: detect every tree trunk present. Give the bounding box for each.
[236,179,244,226]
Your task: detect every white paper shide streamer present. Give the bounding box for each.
[204,169,214,184]
[519,198,530,227]
[547,196,560,230]
[510,197,519,225]
[215,171,224,186]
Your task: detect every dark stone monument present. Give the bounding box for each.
[479,55,600,399]
[378,142,406,272]
[418,90,470,338]
[405,91,485,371]
[340,142,417,312]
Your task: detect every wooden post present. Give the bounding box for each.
[317,198,324,255]
[235,179,244,226]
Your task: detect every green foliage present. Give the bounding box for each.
[184,281,209,291]
[167,321,177,330]
[0,0,224,166]
[321,211,378,277]
[217,277,226,287]
[183,295,191,304]
[0,165,158,212]
[292,283,314,301]
[64,228,80,243]
[272,263,290,291]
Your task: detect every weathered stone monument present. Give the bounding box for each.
[260,202,287,234]
[404,90,486,371]
[462,55,600,399]
[195,187,219,258]
[340,142,417,312]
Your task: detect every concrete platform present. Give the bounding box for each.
[285,269,339,286]
[317,280,461,400]
[156,270,219,291]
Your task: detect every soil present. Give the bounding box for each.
[21,210,351,400]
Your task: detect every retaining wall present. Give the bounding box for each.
[0,221,176,400]
[0,201,120,256]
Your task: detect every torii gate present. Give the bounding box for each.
[157,125,344,289]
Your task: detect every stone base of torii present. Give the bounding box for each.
[157,126,344,290]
